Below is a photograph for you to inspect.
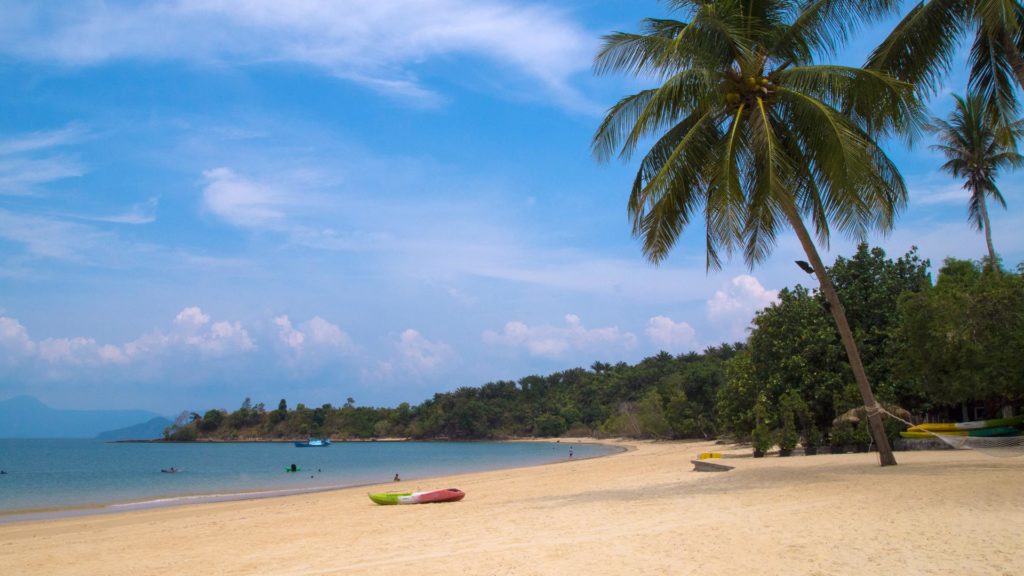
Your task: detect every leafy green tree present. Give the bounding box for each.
[929,93,1024,271]
[715,350,760,438]
[892,258,1024,405]
[747,285,844,432]
[592,0,923,465]
[199,409,225,433]
[827,244,931,399]
[534,414,568,437]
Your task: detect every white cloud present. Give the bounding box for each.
[273,314,355,367]
[707,275,779,341]
[0,0,597,110]
[0,156,86,195]
[135,307,255,357]
[0,209,112,260]
[482,314,637,358]
[37,337,129,366]
[0,316,36,362]
[0,307,255,372]
[645,316,698,353]
[0,125,87,196]
[907,175,971,206]
[174,306,210,330]
[202,167,286,228]
[0,124,86,156]
[395,329,453,373]
[73,197,159,225]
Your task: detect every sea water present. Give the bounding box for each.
[0,439,617,518]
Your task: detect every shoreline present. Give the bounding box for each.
[3,439,1021,575]
[0,438,624,525]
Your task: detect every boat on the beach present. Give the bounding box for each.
[900,426,1022,439]
[901,415,1024,438]
[368,488,465,505]
[907,415,1024,432]
[294,438,330,447]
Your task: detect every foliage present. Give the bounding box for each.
[802,425,821,449]
[714,351,759,438]
[829,422,855,447]
[891,258,1024,404]
[751,423,773,454]
[534,414,568,438]
[777,390,805,451]
[166,344,745,441]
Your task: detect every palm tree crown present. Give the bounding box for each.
[593,0,923,270]
[930,92,1024,268]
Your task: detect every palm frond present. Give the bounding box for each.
[866,0,968,96]
[703,106,749,270]
[771,0,902,64]
[592,68,719,163]
[740,97,794,267]
[594,27,688,78]
[968,20,1022,126]
[777,65,924,141]
[593,89,658,163]
[628,109,723,263]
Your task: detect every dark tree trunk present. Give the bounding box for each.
[785,209,898,467]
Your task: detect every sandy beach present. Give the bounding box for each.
[2,439,1022,575]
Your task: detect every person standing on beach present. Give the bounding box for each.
[393,473,400,482]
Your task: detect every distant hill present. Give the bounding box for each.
[0,395,163,438]
[95,416,174,441]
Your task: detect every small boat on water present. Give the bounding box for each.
[368,488,465,505]
[294,438,331,447]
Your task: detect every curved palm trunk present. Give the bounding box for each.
[784,208,898,467]
[977,192,998,272]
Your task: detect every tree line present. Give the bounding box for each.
[166,244,1024,447]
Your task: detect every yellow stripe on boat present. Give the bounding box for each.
[698,452,721,460]
[900,430,968,439]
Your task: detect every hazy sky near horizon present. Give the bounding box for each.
[1,0,1021,414]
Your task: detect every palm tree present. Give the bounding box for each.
[593,0,926,466]
[868,0,1024,134]
[930,93,1024,271]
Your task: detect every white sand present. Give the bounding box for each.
[2,440,1022,575]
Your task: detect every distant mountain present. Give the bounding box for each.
[0,395,163,438]
[95,416,174,441]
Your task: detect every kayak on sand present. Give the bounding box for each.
[907,415,1024,432]
[369,488,465,505]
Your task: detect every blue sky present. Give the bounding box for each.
[1,1,1020,414]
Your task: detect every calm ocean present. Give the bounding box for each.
[0,439,617,519]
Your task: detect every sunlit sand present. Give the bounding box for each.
[3,439,1021,575]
